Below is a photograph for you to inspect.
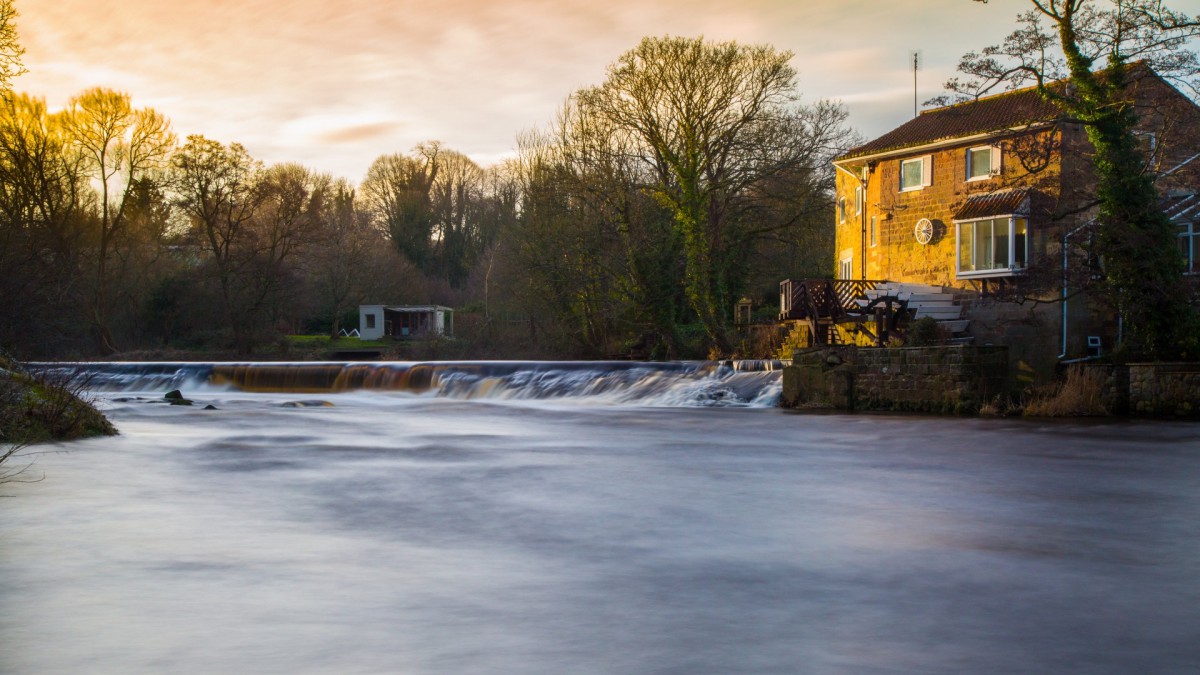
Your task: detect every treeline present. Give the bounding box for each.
[0,36,856,360]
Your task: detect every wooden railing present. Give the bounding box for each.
[779,279,889,321]
[779,279,903,347]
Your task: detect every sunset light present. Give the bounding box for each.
[15,0,1018,180]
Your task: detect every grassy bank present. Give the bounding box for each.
[1,356,117,459]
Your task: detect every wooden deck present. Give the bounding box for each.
[778,279,972,347]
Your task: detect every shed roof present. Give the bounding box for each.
[953,189,1032,222]
[384,305,453,312]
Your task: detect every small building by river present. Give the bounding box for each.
[359,304,454,340]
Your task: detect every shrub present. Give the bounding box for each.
[904,316,945,347]
[1022,366,1109,417]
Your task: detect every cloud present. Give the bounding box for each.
[317,121,404,145]
[12,0,1032,180]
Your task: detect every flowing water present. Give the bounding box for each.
[2,361,1200,674]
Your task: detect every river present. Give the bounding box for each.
[2,361,1199,674]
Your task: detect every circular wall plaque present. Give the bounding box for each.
[914,218,933,245]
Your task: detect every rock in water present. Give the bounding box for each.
[164,390,194,406]
[282,400,335,408]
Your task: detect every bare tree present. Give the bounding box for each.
[0,0,25,96]
[0,94,92,356]
[574,36,853,351]
[247,162,331,330]
[362,147,438,271]
[170,135,262,352]
[64,88,175,353]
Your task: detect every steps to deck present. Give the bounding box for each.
[863,282,971,338]
[777,279,976,350]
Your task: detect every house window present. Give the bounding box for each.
[900,155,931,191]
[855,186,864,215]
[1180,221,1198,274]
[956,216,1028,277]
[869,215,878,248]
[365,313,376,329]
[838,196,847,223]
[966,145,1000,181]
[839,253,853,280]
[1134,130,1157,155]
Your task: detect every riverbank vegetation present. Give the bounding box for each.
[1021,366,1111,417]
[1,355,117,481]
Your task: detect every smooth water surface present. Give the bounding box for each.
[2,365,1199,674]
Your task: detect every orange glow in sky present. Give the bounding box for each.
[16,0,1022,180]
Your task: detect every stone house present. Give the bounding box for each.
[823,64,1200,374]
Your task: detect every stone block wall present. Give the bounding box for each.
[781,345,1009,414]
[1127,362,1200,416]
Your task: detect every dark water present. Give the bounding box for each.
[2,362,1199,674]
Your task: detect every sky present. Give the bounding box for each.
[12,0,1171,182]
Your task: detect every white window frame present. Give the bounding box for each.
[838,196,846,224]
[966,145,1001,181]
[838,252,853,280]
[869,215,878,248]
[955,215,1028,279]
[1133,130,1157,154]
[1180,221,1198,275]
[855,186,864,215]
[900,155,932,192]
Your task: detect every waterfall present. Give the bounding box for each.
[29,360,783,408]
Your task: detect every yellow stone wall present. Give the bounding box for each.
[835,129,1066,288]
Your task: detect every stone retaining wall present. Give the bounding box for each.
[1071,362,1200,417]
[1127,362,1200,416]
[781,346,1009,414]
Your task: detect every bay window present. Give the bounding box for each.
[956,216,1027,277]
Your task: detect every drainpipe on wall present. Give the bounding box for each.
[860,187,867,281]
[1059,220,1093,360]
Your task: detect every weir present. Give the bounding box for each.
[31,360,784,407]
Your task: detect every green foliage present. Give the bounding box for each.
[576,37,806,349]
[284,335,391,350]
[905,317,946,347]
[512,36,857,358]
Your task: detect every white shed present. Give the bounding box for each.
[358,305,454,340]
[358,305,386,340]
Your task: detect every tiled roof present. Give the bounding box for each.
[953,189,1032,221]
[839,63,1166,162]
[839,88,1062,160]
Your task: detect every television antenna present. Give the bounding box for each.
[910,50,922,118]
